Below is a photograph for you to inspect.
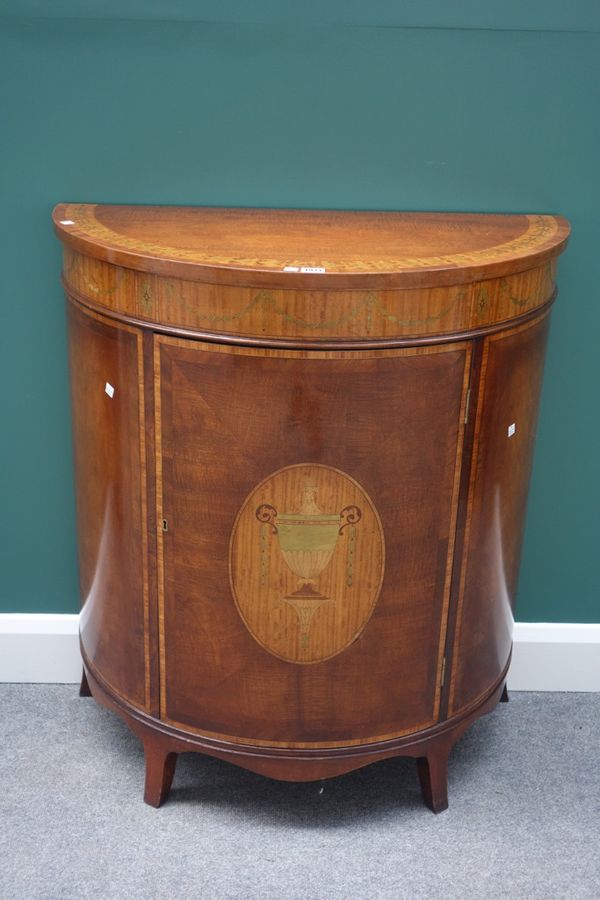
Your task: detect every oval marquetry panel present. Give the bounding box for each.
[229,464,385,664]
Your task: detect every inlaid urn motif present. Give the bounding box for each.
[255,486,362,646]
[229,464,385,664]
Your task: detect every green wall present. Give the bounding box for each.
[1,4,598,622]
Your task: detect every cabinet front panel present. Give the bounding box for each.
[157,339,470,746]
[450,314,550,714]
[67,303,148,710]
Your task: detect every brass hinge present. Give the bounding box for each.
[440,657,447,688]
[463,388,472,425]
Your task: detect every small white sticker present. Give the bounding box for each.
[105,382,115,398]
[300,266,326,274]
[508,423,516,437]
[60,219,75,225]
[283,266,300,272]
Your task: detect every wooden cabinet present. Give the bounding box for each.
[55,205,569,812]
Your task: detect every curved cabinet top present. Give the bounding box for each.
[54,204,569,291]
[54,204,569,346]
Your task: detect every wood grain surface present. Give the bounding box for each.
[155,338,468,747]
[448,313,551,715]
[62,246,557,343]
[229,463,385,665]
[57,205,569,808]
[54,204,569,289]
[67,302,150,711]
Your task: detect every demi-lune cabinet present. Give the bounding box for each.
[54,205,569,812]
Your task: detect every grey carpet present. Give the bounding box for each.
[0,686,598,900]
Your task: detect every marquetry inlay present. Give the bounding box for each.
[56,203,569,811]
[56,205,565,280]
[229,464,385,664]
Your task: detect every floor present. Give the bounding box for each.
[0,686,598,900]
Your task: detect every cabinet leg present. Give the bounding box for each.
[143,740,178,808]
[500,683,509,703]
[79,668,92,697]
[416,745,449,813]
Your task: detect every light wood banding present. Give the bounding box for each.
[57,204,569,810]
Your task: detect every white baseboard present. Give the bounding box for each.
[0,614,81,684]
[0,615,598,690]
[509,622,600,691]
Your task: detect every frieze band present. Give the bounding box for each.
[63,248,556,342]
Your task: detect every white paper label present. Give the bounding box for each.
[300,266,326,274]
[283,266,300,272]
[60,219,75,225]
[105,382,115,398]
[508,423,516,437]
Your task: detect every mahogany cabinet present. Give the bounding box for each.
[54,204,569,812]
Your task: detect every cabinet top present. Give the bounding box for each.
[53,204,569,289]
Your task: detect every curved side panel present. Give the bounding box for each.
[67,301,148,710]
[449,314,551,714]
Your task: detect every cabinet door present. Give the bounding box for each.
[449,315,550,714]
[156,338,470,747]
[68,303,149,711]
